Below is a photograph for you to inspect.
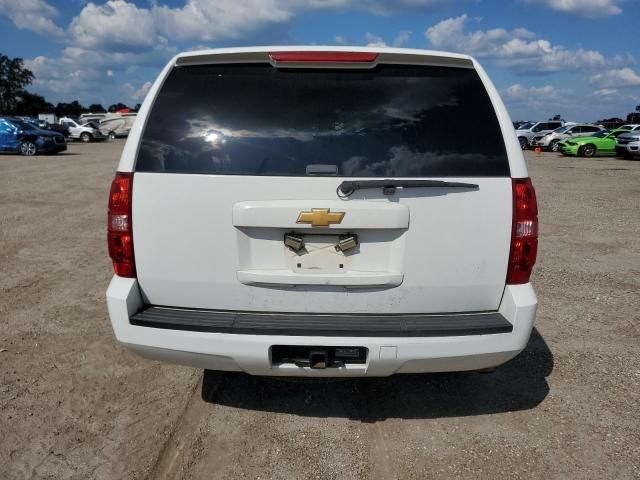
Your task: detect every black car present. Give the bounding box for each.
[23,118,69,136]
[0,117,67,155]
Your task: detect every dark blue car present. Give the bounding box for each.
[0,117,67,156]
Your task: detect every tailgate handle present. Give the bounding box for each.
[337,179,478,198]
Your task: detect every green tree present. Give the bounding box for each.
[54,100,87,117]
[0,54,34,113]
[88,103,106,113]
[11,91,53,116]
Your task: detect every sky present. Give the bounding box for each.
[0,0,639,121]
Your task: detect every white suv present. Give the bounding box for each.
[106,47,538,377]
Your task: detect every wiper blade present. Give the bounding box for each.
[337,179,478,198]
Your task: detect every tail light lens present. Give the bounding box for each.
[108,172,136,277]
[506,178,538,284]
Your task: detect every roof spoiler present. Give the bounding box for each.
[174,48,474,70]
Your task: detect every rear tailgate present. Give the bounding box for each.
[130,50,513,315]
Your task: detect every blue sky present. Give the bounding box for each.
[1,0,639,121]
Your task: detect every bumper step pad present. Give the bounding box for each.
[130,306,513,337]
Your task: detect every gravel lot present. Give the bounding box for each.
[1,141,638,479]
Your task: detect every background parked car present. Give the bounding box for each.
[560,129,629,157]
[21,117,68,136]
[535,124,604,152]
[0,117,67,156]
[58,117,106,142]
[615,130,640,159]
[513,120,534,129]
[44,122,70,136]
[18,117,48,129]
[515,120,564,149]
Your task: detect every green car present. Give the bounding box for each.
[559,129,630,157]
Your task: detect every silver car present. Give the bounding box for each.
[515,120,564,149]
[535,124,604,152]
[615,131,640,159]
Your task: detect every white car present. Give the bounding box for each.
[106,47,538,377]
[515,120,564,150]
[58,117,106,142]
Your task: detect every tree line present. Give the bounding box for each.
[1,53,139,118]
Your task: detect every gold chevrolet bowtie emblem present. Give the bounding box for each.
[297,208,345,227]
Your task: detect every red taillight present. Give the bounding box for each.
[270,52,378,63]
[506,178,538,284]
[108,172,136,277]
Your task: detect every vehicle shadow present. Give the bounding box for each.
[201,328,552,421]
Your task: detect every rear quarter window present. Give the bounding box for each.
[135,64,510,177]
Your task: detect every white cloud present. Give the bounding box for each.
[365,32,387,47]
[24,55,110,99]
[392,30,412,47]
[334,35,347,45]
[65,0,441,48]
[302,0,446,15]
[425,14,606,73]
[364,30,411,48]
[60,44,176,68]
[503,84,560,102]
[68,0,164,50]
[500,83,581,119]
[0,0,64,38]
[522,0,623,19]
[124,81,153,100]
[151,0,292,42]
[590,68,640,88]
[594,88,618,96]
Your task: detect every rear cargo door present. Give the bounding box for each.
[131,59,513,314]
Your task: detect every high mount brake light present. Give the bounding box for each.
[270,52,379,63]
[506,178,538,284]
[108,172,136,277]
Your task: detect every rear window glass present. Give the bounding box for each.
[136,64,509,177]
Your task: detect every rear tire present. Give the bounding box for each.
[108,131,116,140]
[80,132,92,143]
[550,140,560,152]
[519,137,528,150]
[580,144,596,157]
[19,141,37,156]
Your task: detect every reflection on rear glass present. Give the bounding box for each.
[136,64,510,177]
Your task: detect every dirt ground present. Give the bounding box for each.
[1,142,638,480]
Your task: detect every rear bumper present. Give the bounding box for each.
[131,307,513,337]
[107,276,537,377]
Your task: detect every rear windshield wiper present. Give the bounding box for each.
[337,179,478,198]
